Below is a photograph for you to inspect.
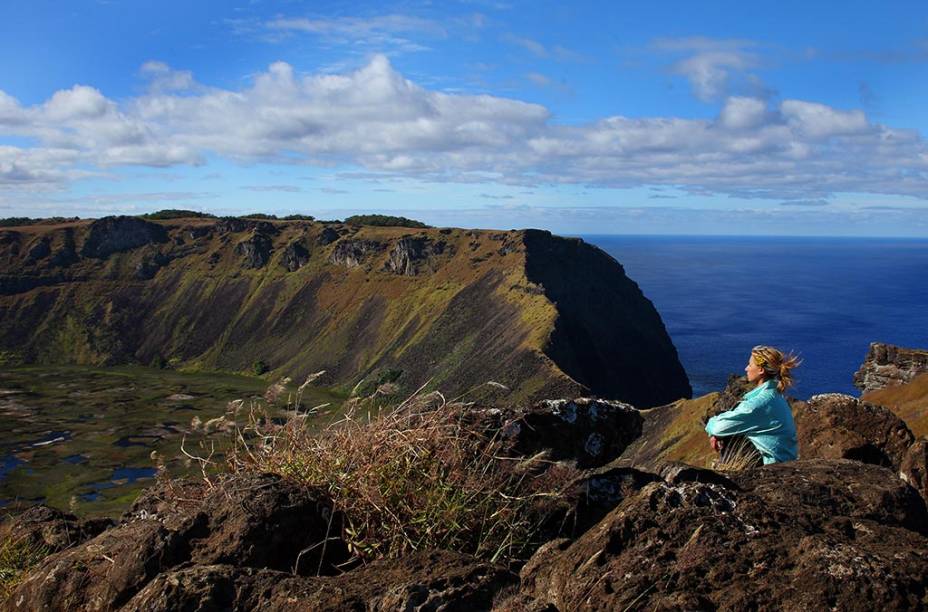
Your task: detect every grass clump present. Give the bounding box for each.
[227,381,573,566]
[0,535,48,600]
[712,436,763,472]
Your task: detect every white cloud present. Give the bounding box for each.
[652,37,762,102]
[1,55,926,202]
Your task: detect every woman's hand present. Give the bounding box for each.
[710,435,721,452]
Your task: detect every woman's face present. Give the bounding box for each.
[745,354,765,383]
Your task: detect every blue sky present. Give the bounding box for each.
[1,1,927,235]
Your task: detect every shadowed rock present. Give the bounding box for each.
[122,551,516,612]
[330,239,385,268]
[282,241,310,272]
[25,238,50,262]
[1,505,113,554]
[317,226,340,245]
[507,460,928,611]
[901,438,928,502]
[796,393,915,469]
[495,398,643,469]
[4,474,346,611]
[80,216,168,259]
[386,236,446,275]
[854,342,928,393]
[235,233,274,269]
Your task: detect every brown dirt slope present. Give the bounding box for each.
[0,218,689,406]
[862,371,928,438]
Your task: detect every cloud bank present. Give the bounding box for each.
[1,55,926,202]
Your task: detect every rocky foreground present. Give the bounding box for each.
[3,344,928,611]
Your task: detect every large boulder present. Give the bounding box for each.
[495,397,644,469]
[854,342,928,393]
[796,393,915,469]
[508,460,928,611]
[80,216,168,259]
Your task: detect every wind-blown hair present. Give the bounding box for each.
[751,345,801,393]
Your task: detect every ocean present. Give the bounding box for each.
[584,235,928,399]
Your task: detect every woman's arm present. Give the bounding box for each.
[705,396,768,437]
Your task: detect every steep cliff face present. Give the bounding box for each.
[0,217,690,406]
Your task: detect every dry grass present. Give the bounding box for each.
[225,379,576,566]
[0,534,48,601]
[712,437,762,472]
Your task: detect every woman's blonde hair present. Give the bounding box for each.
[751,345,801,392]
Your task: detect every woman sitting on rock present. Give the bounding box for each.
[705,345,800,466]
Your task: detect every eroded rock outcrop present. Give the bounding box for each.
[282,241,310,272]
[854,342,928,393]
[235,232,274,269]
[80,216,168,259]
[330,238,385,268]
[386,236,446,275]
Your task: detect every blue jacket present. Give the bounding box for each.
[705,379,798,465]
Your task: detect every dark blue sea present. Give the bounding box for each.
[583,235,928,399]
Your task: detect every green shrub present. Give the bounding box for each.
[0,217,80,227]
[141,209,216,220]
[281,214,315,221]
[242,213,278,220]
[252,360,269,376]
[344,215,430,228]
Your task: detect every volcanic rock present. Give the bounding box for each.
[235,232,274,269]
[901,438,928,501]
[796,393,915,469]
[386,236,446,275]
[330,238,385,268]
[122,550,516,612]
[509,460,928,611]
[1,505,113,554]
[4,474,346,611]
[317,226,340,245]
[496,397,644,469]
[282,241,310,272]
[854,342,928,393]
[24,238,51,262]
[80,216,168,259]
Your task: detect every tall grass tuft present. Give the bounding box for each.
[226,382,575,567]
[712,436,763,472]
[0,535,48,601]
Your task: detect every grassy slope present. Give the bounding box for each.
[0,221,576,404]
[862,372,928,438]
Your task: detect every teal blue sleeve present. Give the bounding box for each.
[705,395,768,437]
